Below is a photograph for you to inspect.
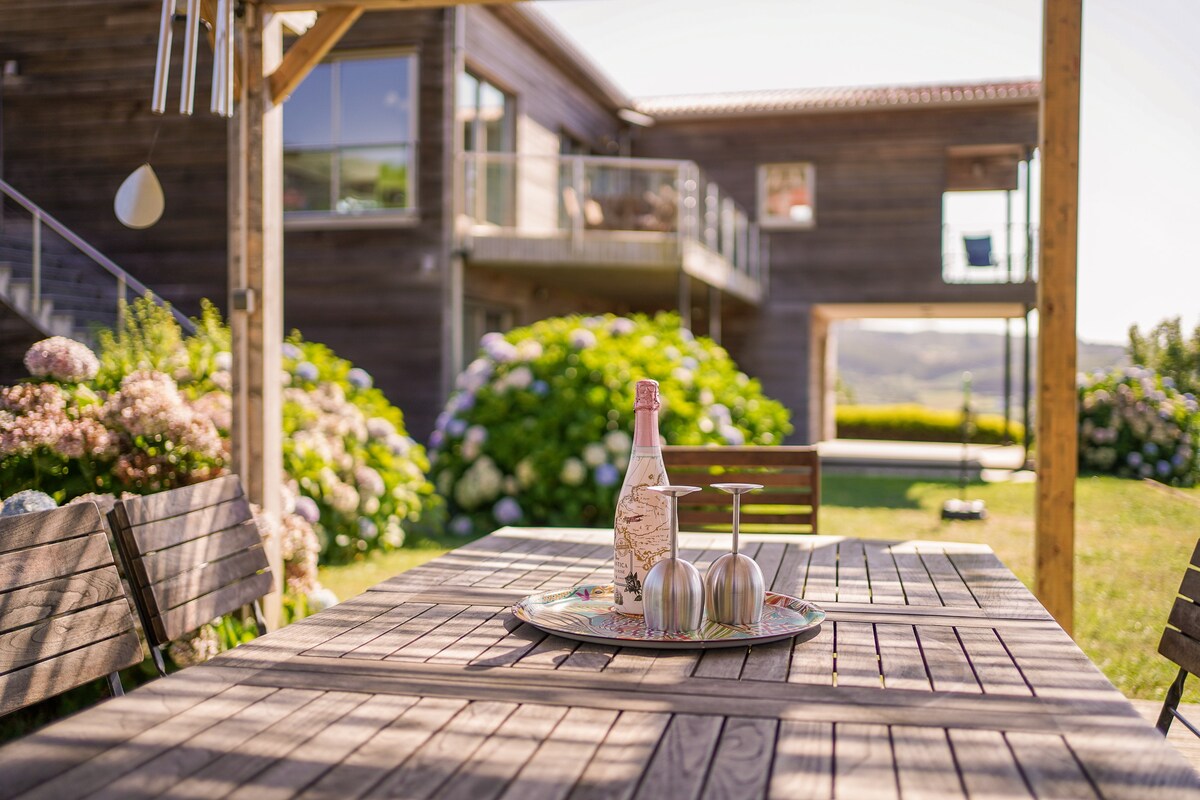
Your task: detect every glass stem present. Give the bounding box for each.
[732,493,741,555]
[670,496,679,560]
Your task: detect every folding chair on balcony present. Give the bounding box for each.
[1156,538,1200,736]
[963,234,997,267]
[661,445,820,534]
[109,474,273,676]
[0,503,143,717]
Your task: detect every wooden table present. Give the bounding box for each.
[2,527,1198,799]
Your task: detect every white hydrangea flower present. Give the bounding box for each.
[560,457,587,486]
[583,442,607,467]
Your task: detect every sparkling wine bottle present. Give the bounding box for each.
[613,379,671,615]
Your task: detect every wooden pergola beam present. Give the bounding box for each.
[1035,0,1082,636]
[268,5,364,105]
[266,0,518,10]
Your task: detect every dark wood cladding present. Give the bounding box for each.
[462,6,620,148]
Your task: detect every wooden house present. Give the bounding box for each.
[0,2,1038,442]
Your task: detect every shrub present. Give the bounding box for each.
[0,297,437,563]
[1128,317,1200,396]
[1078,366,1199,486]
[429,312,793,536]
[836,404,1024,445]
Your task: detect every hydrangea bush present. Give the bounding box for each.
[430,313,793,536]
[1078,366,1200,486]
[0,298,437,564]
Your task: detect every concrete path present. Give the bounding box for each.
[1131,699,1200,775]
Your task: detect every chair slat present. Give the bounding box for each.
[125,495,254,555]
[155,572,274,643]
[0,533,114,596]
[663,446,820,534]
[0,597,136,674]
[0,503,143,716]
[133,519,264,585]
[0,504,104,555]
[1161,627,1200,679]
[0,631,142,717]
[1179,567,1200,604]
[151,546,270,613]
[120,474,243,527]
[0,567,124,634]
[1169,597,1200,642]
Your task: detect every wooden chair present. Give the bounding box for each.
[109,475,272,676]
[661,445,820,534]
[1157,538,1200,736]
[0,503,143,716]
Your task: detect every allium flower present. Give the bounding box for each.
[346,368,373,389]
[1,490,57,517]
[568,328,597,349]
[449,515,474,537]
[24,337,99,383]
[595,463,621,487]
[307,587,339,612]
[493,496,523,526]
[294,361,319,382]
[560,457,587,486]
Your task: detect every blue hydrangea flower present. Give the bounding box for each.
[294,495,320,524]
[1143,442,1159,458]
[281,343,303,360]
[429,430,444,449]
[447,418,468,438]
[595,463,620,487]
[294,361,319,382]
[1126,451,1143,468]
[531,380,549,397]
[346,368,373,389]
[449,515,474,536]
[1156,460,1173,478]
[0,490,57,517]
[493,496,523,526]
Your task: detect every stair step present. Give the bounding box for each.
[8,280,31,312]
[48,312,76,338]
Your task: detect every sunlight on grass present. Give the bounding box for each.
[821,474,1200,702]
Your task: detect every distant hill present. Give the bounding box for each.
[836,325,1127,413]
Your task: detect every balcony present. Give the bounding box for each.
[941,222,1039,285]
[456,153,766,305]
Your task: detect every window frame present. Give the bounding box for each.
[757,161,817,230]
[283,48,420,229]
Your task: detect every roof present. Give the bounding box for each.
[634,80,1041,120]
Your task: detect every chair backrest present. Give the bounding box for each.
[963,234,995,267]
[661,445,820,534]
[109,475,272,649]
[0,503,143,716]
[1159,538,1200,677]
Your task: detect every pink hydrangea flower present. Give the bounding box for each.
[24,337,100,383]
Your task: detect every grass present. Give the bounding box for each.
[314,473,1200,703]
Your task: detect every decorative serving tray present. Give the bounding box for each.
[511,583,825,649]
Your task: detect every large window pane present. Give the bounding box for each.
[284,150,333,211]
[284,64,332,148]
[478,82,512,153]
[336,146,412,213]
[458,71,479,152]
[339,57,413,146]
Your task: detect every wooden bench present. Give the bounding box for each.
[0,503,143,716]
[661,445,820,534]
[109,475,272,676]
[1157,537,1200,735]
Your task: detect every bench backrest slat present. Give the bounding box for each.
[661,445,820,534]
[111,475,272,646]
[0,504,143,716]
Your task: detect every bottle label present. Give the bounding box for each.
[613,454,670,615]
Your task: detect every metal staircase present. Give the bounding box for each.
[0,178,193,381]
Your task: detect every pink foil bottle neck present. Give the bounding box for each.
[633,380,661,448]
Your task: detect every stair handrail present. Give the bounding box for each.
[0,177,196,334]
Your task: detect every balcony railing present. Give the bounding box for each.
[942,222,1040,284]
[459,152,766,286]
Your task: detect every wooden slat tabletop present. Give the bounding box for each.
[2,527,1197,799]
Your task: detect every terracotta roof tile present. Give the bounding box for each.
[634,80,1040,119]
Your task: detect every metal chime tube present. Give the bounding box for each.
[179,0,201,114]
[210,0,225,115]
[151,0,175,113]
[223,0,235,116]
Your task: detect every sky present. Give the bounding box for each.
[533,0,1200,346]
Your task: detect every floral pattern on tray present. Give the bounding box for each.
[511,583,825,649]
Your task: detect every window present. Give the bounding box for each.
[758,162,816,228]
[284,53,417,220]
[458,70,516,226]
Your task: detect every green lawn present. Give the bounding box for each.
[318,474,1200,703]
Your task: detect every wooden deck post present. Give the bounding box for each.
[1035,0,1082,635]
[229,2,284,627]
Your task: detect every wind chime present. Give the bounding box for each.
[117,0,236,228]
